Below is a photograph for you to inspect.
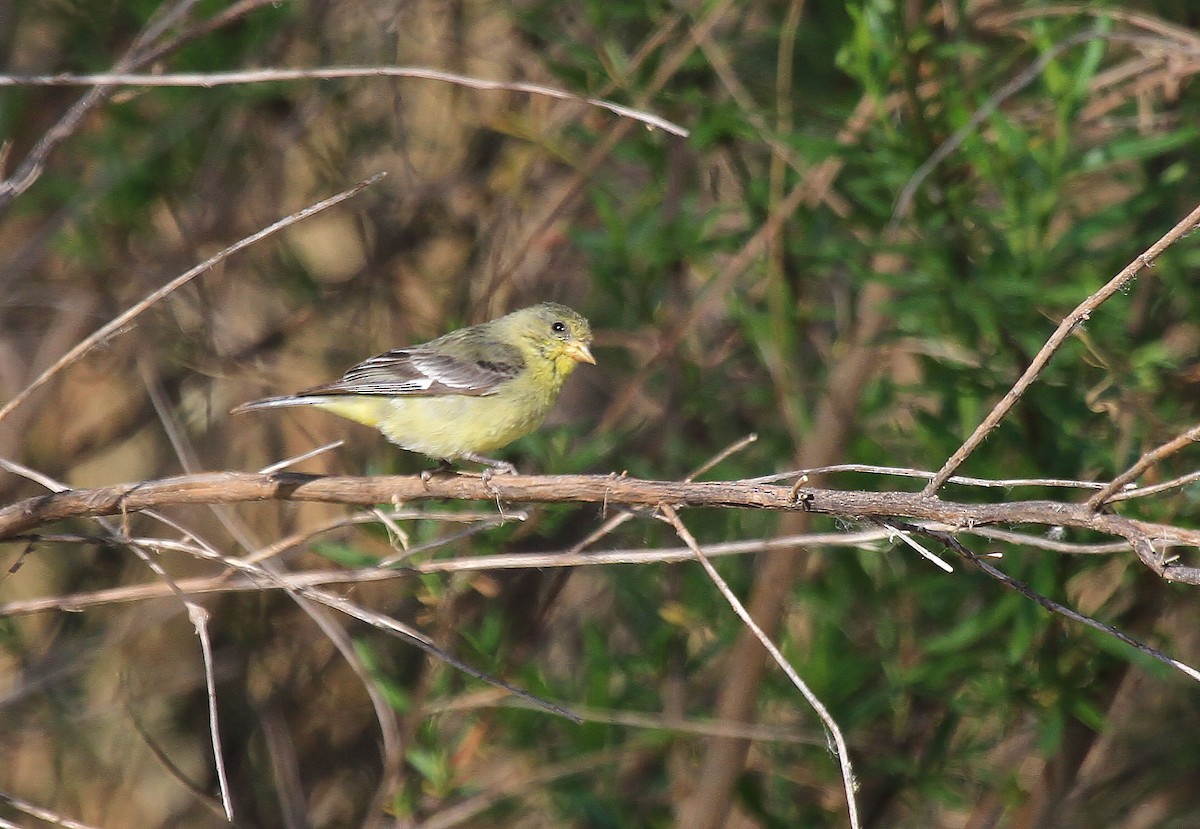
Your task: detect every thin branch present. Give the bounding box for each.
[924,199,1200,495]
[130,505,577,727]
[134,0,294,68]
[377,515,517,567]
[426,691,821,745]
[124,695,231,820]
[0,67,689,138]
[0,455,237,820]
[878,521,953,572]
[188,603,233,821]
[245,507,521,565]
[123,533,232,820]
[0,0,285,214]
[138,511,578,723]
[659,505,860,829]
[894,29,1104,220]
[912,524,1200,684]
[0,0,204,212]
[259,440,345,474]
[0,793,104,829]
[145,285,406,823]
[415,748,628,829]
[1089,422,1200,509]
[292,584,580,722]
[687,433,758,481]
[747,463,1112,491]
[1108,470,1200,503]
[0,173,385,427]
[0,524,1132,619]
[1,470,573,766]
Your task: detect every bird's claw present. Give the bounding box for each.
[421,460,456,486]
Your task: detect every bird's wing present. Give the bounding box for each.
[298,343,524,398]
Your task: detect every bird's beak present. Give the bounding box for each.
[565,341,596,365]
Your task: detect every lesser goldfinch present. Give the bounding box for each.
[233,302,595,473]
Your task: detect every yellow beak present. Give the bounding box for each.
[565,341,596,365]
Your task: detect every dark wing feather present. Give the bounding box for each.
[298,342,524,398]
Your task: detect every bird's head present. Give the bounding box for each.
[512,302,595,378]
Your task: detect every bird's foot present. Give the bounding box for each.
[459,453,518,478]
[421,459,457,486]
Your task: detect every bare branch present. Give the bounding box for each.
[878,521,953,572]
[0,173,385,427]
[1108,470,1200,503]
[0,793,104,829]
[0,524,1132,619]
[914,524,1200,684]
[748,463,1112,491]
[0,0,259,212]
[4,471,1200,578]
[0,67,689,138]
[1089,422,1200,509]
[660,505,860,829]
[0,454,237,819]
[925,199,1200,495]
[894,29,1105,221]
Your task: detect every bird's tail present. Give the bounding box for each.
[231,393,387,429]
[230,395,330,415]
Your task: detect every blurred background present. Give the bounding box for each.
[3,0,1200,826]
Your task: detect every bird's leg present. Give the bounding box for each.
[420,459,457,484]
[457,454,513,507]
[459,452,518,478]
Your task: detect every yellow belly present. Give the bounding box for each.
[313,388,554,460]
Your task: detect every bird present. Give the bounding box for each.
[232,302,595,474]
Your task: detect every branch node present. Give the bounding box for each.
[788,474,812,508]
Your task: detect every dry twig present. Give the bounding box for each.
[0,67,689,138]
[0,173,385,426]
[925,198,1200,495]
[659,504,861,829]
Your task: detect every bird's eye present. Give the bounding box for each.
[551,320,567,334]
